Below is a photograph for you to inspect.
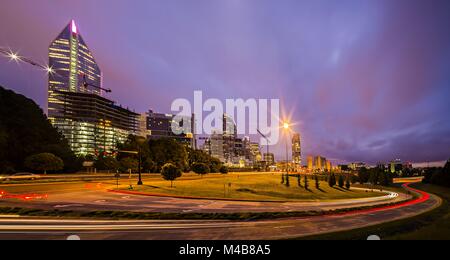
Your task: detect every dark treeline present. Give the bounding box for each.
[357,167,393,186]
[100,135,227,174]
[423,160,450,188]
[0,86,81,173]
[0,86,225,175]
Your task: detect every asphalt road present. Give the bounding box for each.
[0,184,440,240]
[0,178,406,213]
[0,180,440,240]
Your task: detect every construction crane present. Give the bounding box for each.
[0,47,112,93]
[79,72,111,93]
[257,129,270,156]
[0,47,54,73]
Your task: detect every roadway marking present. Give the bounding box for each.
[54,204,85,208]
[0,215,20,218]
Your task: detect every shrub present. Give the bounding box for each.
[338,175,345,188]
[24,153,64,174]
[192,162,210,176]
[219,166,229,174]
[95,156,119,172]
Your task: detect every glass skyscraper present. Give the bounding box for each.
[48,21,139,156]
[48,20,102,97]
[292,133,302,165]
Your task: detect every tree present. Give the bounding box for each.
[304,175,309,190]
[0,86,80,173]
[95,156,119,172]
[329,174,336,187]
[338,175,344,188]
[24,153,64,174]
[161,163,182,188]
[430,165,450,188]
[285,174,290,187]
[281,173,285,184]
[188,149,223,173]
[120,157,139,173]
[143,158,157,173]
[315,175,320,190]
[297,174,302,187]
[192,162,210,177]
[358,167,370,184]
[368,169,380,185]
[345,177,351,190]
[148,139,188,172]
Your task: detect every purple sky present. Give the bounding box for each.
[0,0,449,165]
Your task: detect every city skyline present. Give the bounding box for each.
[0,0,449,165]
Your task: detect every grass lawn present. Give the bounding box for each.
[120,173,381,201]
[386,184,450,240]
[297,183,450,240]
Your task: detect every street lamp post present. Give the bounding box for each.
[136,136,146,186]
[283,122,290,184]
[137,145,143,185]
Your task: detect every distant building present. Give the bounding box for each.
[223,114,237,163]
[264,153,275,166]
[326,160,332,172]
[349,162,367,171]
[403,161,413,170]
[137,113,150,138]
[315,156,327,171]
[306,156,328,172]
[209,131,225,162]
[307,156,314,171]
[250,142,262,162]
[145,110,196,148]
[241,137,262,165]
[390,159,403,174]
[292,133,302,165]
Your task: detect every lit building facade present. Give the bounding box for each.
[315,156,327,171]
[307,156,314,171]
[223,114,237,163]
[307,155,328,172]
[146,110,196,148]
[292,133,301,165]
[349,162,367,171]
[48,20,102,97]
[48,91,139,155]
[264,153,275,166]
[326,160,332,172]
[48,21,139,156]
[209,131,225,162]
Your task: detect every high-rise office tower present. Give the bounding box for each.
[48,20,102,97]
[47,21,139,155]
[292,133,301,165]
[315,156,327,171]
[223,114,237,163]
[307,156,314,171]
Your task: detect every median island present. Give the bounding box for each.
[113,173,382,202]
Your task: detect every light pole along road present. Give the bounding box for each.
[0,182,441,240]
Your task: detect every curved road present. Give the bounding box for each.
[0,182,441,240]
[0,180,407,213]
